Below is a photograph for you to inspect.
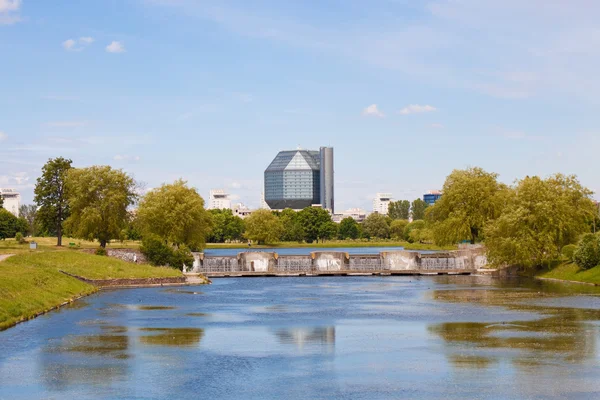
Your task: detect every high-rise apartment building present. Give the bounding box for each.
[207,189,232,210]
[373,193,392,215]
[264,147,334,211]
[423,190,442,205]
[0,188,20,217]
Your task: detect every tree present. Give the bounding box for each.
[297,207,334,243]
[0,209,28,240]
[207,209,245,243]
[0,195,3,208]
[137,179,211,250]
[64,166,137,248]
[390,219,409,240]
[388,200,410,220]
[485,174,595,268]
[278,208,305,242]
[573,234,600,270]
[426,167,508,245]
[411,198,429,221]
[338,217,360,240]
[362,213,390,239]
[403,220,432,243]
[34,157,72,246]
[244,209,284,245]
[18,204,38,236]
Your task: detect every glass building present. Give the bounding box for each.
[423,191,442,205]
[264,147,334,211]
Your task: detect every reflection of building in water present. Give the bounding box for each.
[274,327,335,349]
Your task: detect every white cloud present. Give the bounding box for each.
[0,0,20,12]
[362,104,384,117]
[430,123,444,128]
[106,41,126,53]
[113,155,141,162]
[399,104,437,115]
[0,0,20,25]
[0,131,7,141]
[230,181,242,189]
[62,37,95,51]
[44,121,88,128]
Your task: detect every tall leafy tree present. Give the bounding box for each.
[137,179,211,250]
[297,207,334,243]
[0,209,28,240]
[34,157,72,246]
[390,219,409,240]
[338,217,360,240]
[388,200,410,220]
[244,209,284,245]
[426,167,508,245]
[18,204,38,236]
[207,209,244,243]
[485,174,596,267]
[64,166,137,248]
[411,198,429,221]
[362,213,390,239]
[278,208,305,242]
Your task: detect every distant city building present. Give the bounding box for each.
[423,190,442,205]
[232,203,253,219]
[208,189,232,210]
[259,192,271,210]
[264,147,334,212]
[332,208,368,223]
[373,193,392,215]
[0,188,20,217]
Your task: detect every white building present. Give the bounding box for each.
[332,208,368,223]
[259,192,271,210]
[208,189,232,210]
[232,203,253,219]
[0,188,21,217]
[373,193,392,215]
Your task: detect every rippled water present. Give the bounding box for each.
[2,276,600,399]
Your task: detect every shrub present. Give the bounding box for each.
[15,232,25,244]
[573,234,600,270]
[170,245,194,271]
[140,235,173,266]
[561,244,578,261]
[95,247,107,256]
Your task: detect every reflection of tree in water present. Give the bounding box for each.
[41,325,130,390]
[139,328,204,347]
[429,288,598,370]
[274,327,335,349]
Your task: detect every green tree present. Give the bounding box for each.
[403,219,432,243]
[0,209,28,240]
[388,200,410,220]
[0,195,3,208]
[411,198,429,221]
[207,209,245,243]
[338,217,360,240]
[297,207,334,243]
[64,166,137,248]
[244,209,284,245]
[390,219,409,240]
[278,208,305,242]
[362,213,390,239]
[137,179,211,250]
[485,174,595,268]
[573,234,600,270]
[427,167,508,245]
[18,204,38,236]
[34,157,72,246]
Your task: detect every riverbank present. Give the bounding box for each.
[0,251,193,330]
[537,262,600,286]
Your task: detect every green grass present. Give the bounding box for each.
[0,251,183,330]
[538,262,600,285]
[0,237,141,254]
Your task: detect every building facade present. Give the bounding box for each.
[373,193,392,215]
[264,147,334,211]
[423,190,442,205]
[332,208,367,223]
[0,188,20,217]
[208,189,232,210]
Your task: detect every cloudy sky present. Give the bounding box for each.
[1,0,599,211]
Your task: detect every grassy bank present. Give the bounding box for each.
[538,262,600,285]
[0,237,140,254]
[0,251,183,330]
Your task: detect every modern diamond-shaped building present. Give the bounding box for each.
[264,147,334,211]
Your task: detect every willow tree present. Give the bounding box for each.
[244,209,283,245]
[64,166,137,248]
[137,179,211,250]
[427,167,508,245]
[485,174,596,268]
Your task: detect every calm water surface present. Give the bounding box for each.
[2,276,600,399]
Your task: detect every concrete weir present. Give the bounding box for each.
[195,247,487,278]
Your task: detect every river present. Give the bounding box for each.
[1,276,600,399]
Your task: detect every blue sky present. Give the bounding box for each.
[1,0,599,211]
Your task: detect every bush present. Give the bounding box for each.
[15,232,25,244]
[573,234,600,270]
[95,247,107,256]
[561,244,578,261]
[140,235,173,266]
[170,245,194,271]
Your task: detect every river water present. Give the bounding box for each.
[2,276,600,399]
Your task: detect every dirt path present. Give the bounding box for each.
[0,254,15,262]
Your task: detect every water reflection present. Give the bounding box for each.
[139,328,204,347]
[274,327,335,350]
